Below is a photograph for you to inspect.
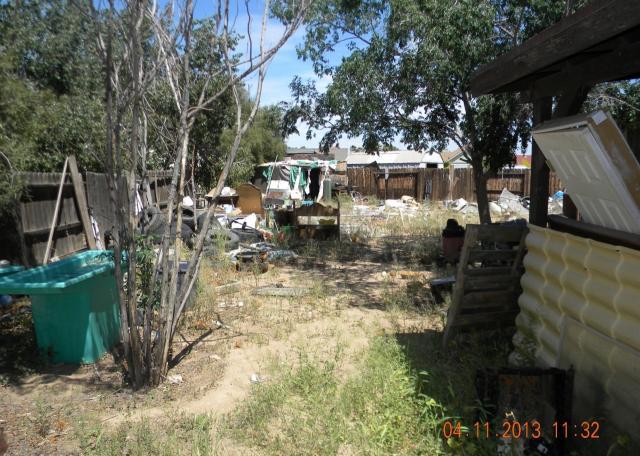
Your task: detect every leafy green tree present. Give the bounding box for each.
[145,19,286,191]
[0,0,105,178]
[285,0,584,222]
[585,81,640,143]
[220,103,287,187]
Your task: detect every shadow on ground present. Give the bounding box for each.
[291,236,453,311]
[395,329,515,421]
[1,302,123,395]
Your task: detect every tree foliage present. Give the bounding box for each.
[0,0,104,174]
[585,81,640,135]
[285,0,585,222]
[0,2,286,198]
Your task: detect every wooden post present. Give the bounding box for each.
[43,158,70,264]
[153,174,159,206]
[417,169,425,201]
[562,193,578,219]
[448,166,455,201]
[68,155,97,249]
[529,97,553,226]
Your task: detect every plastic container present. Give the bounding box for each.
[0,265,25,278]
[0,265,24,306]
[442,219,466,263]
[0,250,121,364]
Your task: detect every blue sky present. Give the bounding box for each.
[189,1,473,152]
[192,0,360,149]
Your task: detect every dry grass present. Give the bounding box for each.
[13,200,623,456]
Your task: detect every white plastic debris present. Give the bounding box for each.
[489,201,503,216]
[384,199,406,209]
[182,196,194,207]
[250,373,264,384]
[498,188,529,219]
[452,198,468,211]
[167,374,183,384]
[231,213,258,229]
[221,186,235,196]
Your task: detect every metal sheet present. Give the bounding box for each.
[532,111,640,234]
[511,224,640,437]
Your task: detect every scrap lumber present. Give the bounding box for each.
[442,224,528,346]
[68,155,97,249]
[43,158,70,264]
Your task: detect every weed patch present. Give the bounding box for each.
[224,336,445,455]
[78,412,214,456]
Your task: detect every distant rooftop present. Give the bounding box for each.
[285,145,349,161]
[346,150,443,167]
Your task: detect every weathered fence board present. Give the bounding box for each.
[2,169,172,266]
[148,170,173,207]
[17,172,87,265]
[347,167,563,202]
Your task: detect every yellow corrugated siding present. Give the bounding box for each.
[512,225,640,434]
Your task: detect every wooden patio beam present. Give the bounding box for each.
[529,97,553,227]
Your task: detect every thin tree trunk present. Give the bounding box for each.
[472,157,492,224]
[102,0,136,383]
[151,0,194,386]
[125,0,147,388]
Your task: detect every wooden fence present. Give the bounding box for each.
[2,170,172,266]
[346,167,563,202]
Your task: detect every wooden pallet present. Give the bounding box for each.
[442,224,528,346]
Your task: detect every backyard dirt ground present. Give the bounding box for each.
[1,204,518,455]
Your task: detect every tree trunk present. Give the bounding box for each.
[472,158,492,224]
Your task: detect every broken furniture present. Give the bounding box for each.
[429,276,455,304]
[293,200,340,240]
[0,250,120,363]
[442,223,528,346]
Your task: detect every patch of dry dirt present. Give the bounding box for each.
[0,237,444,455]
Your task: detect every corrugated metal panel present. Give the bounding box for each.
[512,225,640,435]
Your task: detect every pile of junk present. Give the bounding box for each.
[138,182,298,273]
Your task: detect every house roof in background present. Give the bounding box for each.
[286,146,348,155]
[346,150,443,166]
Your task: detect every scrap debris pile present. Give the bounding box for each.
[448,188,564,219]
[197,187,298,273]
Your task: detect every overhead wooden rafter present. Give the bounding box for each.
[471,0,640,98]
[470,0,640,227]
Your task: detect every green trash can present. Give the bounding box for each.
[0,250,121,364]
[0,264,25,278]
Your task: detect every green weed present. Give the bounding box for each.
[224,337,445,455]
[78,412,214,456]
